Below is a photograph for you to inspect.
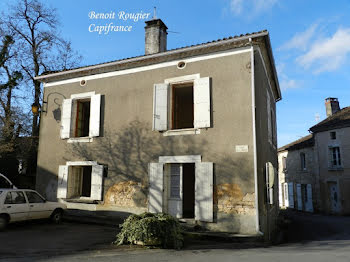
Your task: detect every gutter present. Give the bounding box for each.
[249,38,261,234]
[35,31,269,82]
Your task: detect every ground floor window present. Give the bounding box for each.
[67,166,92,199]
[57,162,104,201]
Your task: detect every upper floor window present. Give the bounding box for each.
[153,75,211,132]
[267,90,277,146]
[282,156,287,170]
[172,83,194,129]
[329,146,341,168]
[330,131,336,140]
[60,92,101,140]
[300,153,306,171]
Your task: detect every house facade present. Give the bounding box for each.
[278,98,350,215]
[35,19,281,236]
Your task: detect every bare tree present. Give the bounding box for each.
[0,35,24,182]
[1,0,82,136]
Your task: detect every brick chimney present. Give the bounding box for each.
[145,19,168,55]
[325,97,340,117]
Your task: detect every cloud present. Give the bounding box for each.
[277,63,300,90]
[280,24,318,51]
[296,28,350,73]
[230,0,278,17]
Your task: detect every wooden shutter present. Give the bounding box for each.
[60,99,72,139]
[148,163,164,213]
[272,108,277,145]
[194,77,211,128]
[296,184,302,210]
[57,165,68,198]
[91,165,104,200]
[284,183,289,207]
[89,94,101,137]
[288,182,294,208]
[195,162,213,222]
[305,184,314,212]
[267,91,272,144]
[265,162,274,204]
[278,183,283,207]
[153,83,169,131]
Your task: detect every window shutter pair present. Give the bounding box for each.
[148,162,213,222]
[57,165,104,200]
[60,94,101,139]
[153,77,211,131]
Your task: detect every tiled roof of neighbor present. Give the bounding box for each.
[41,30,268,76]
[309,107,350,133]
[278,134,314,152]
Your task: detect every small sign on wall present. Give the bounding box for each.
[235,145,249,152]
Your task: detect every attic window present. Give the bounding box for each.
[330,131,336,140]
[177,61,186,69]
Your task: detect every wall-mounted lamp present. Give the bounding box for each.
[31,102,40,115]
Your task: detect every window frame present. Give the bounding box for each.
[60,91,101,142]
[330,131,336,140]
[300,152,306,171]
[329,146,342,169]
[153,74,211,136]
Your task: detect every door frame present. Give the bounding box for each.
[159,155,201,218]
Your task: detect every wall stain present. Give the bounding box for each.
[104,181,146,207]
[215,183,255,214]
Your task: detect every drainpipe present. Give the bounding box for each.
[249,38,262,235]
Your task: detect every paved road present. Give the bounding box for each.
[3,239,350,262]
[1,212,350,262]
[0,221,117,260]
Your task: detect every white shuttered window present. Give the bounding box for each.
[153,77,211,132]
[60,92,101,139]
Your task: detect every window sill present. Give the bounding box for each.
[67,137,94,143]
[163,128,200,136]
[328,167,343,171]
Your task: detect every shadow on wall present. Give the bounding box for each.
[65,120,209,208]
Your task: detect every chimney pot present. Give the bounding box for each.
[145,19,168,55]
[325,97,340,117]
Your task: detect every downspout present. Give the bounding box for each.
[249,38,262,235]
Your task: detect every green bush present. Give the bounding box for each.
[115,212,183,249]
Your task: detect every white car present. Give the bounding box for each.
[0,189,67,230]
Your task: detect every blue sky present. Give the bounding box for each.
[1,0,350,147]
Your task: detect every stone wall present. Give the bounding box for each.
[215,183,255,215]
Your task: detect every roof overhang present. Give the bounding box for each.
[35,31,281,101]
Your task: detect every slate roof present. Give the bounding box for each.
[309,107,350,133]
[278,134,314,152]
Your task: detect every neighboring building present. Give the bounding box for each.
[278,98,350,215]
[278,135,316,212]
[35,18,281,236]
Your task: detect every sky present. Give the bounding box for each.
[1,0,350,147]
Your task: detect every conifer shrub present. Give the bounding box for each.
[115,212,183,249]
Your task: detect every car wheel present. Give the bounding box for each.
[51,209,63,224]
[0,215,8,231]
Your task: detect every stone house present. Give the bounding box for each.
[35,18,281,236]
[278,98,350,215]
